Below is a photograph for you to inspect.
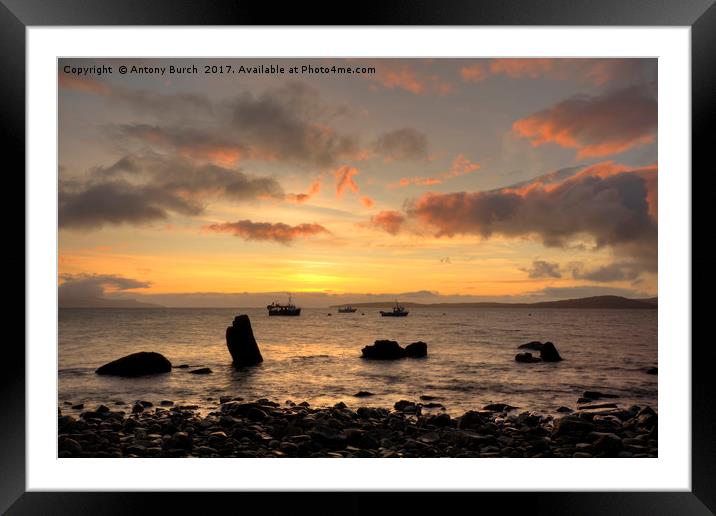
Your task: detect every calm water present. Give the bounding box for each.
[59,307,658,416]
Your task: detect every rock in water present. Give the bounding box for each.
[515,352,541,363]
[518,341,544,351]
[540,342,562,362]
[361,340,405,360]
[226,315,264,367]
[405,341,428,358]
[95,352,172,377]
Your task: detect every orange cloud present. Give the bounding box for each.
[59,74,111,96]
[333,166,360,197]
[368,63,454,95]
[286,179,321,204]
[204,220,329,244]
[501,161,657,219]
[405,161,658,271]
[370,210,405,235]
[460,63,488,83]
[512,86,657,159]
[487,59,646,86]
[360,196,375,208]
[391,154,481,188]
[490,59,558,79]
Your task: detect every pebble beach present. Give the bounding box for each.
[58,394,657,458]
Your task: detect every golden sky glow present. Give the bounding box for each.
[58,58,658,306]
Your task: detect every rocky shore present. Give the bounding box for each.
[58,396,657,458]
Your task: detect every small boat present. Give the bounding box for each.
[267,295,301,316]
[380,301,409,317]
[337,305,357,313]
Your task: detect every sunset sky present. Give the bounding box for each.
[58,58,658,307]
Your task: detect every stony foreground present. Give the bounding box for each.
[58,396,657,458]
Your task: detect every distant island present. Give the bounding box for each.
[330,296,658,310]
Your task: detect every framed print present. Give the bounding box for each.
[5,0,713,514]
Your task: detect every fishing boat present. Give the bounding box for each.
[267,295,301,316]
[337,305,357,313]
[380,301,409,317]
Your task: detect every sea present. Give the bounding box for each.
[59,307,658,417]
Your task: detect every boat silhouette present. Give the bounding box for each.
[380,301,408,317]
[267,294,301,316]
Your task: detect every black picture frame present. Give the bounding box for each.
[5,1,712,514]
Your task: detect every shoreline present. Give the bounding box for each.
[58,397,657,458]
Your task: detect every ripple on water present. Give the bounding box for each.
[59,307,658,416]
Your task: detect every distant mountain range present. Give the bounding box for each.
[331,295,658,309]
[59,297,163,308]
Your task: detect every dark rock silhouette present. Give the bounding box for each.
[583,391,619,400]
[483,403,515,412]
[361,340,429,360]
[515,352,541,363]
[518,341,544,351]
[96,351,172,377]
[405,341,428,358]
[226,315,264,367]
[361,340,405,359]
[189,367,212,375]
[354,391,375,397]
[540,342,562,361]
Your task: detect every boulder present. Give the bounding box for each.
[96,352,172,377]
[226,315,264,367]
[518,341,544,351]
[515,352,541,363]
[394,399,416,411]
[457,410,486,430]
[405,341,428,358]
[189,367,212,375]
[552,415,595,438]
[353,391,374,397]
[540,342,562,362]
[483,403,515,412]
[361,340,405,360]
[583,391,619,400]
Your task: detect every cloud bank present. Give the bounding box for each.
[204,219,330,244]
[59,155,284,230]
[512,85,657,159]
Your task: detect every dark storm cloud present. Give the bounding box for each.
[372,128,429,161]
[59,155,284,230]
[58,273,151,301]
[521,260,562,279]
